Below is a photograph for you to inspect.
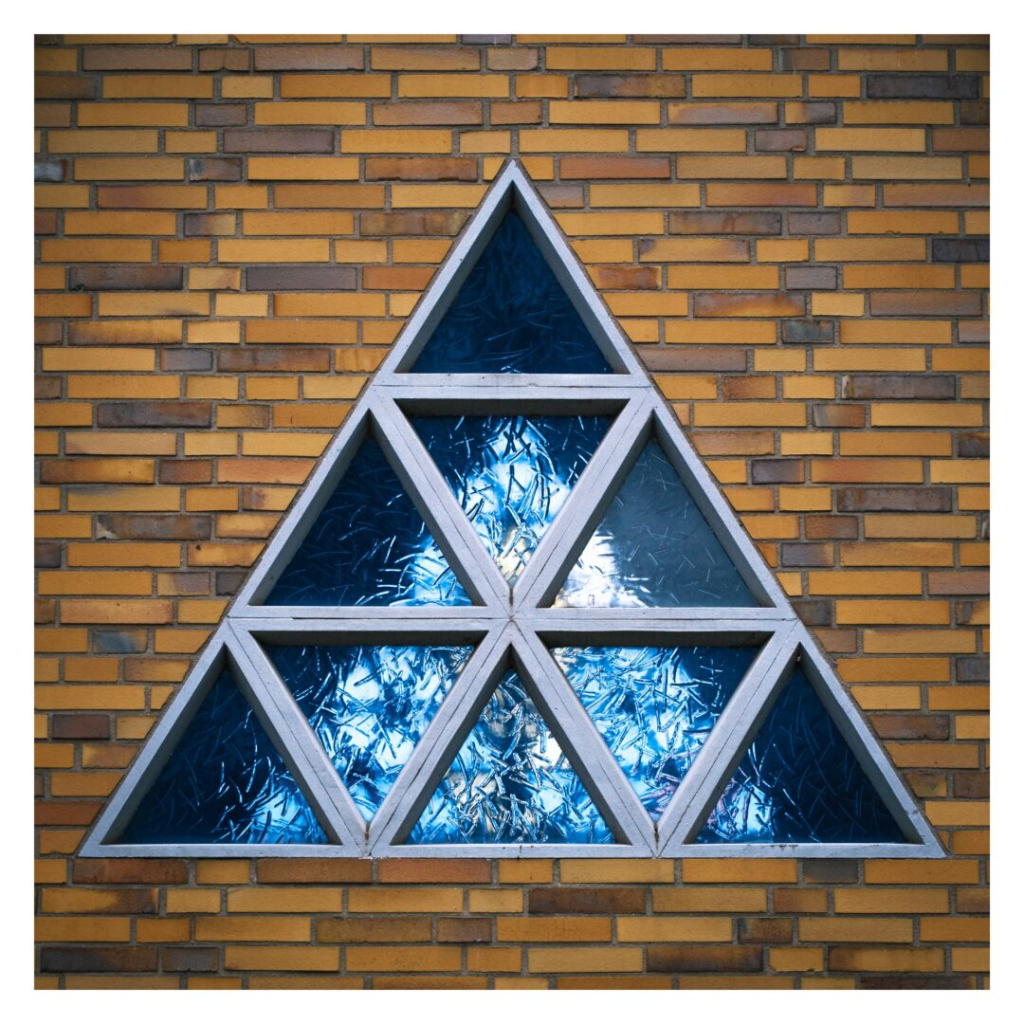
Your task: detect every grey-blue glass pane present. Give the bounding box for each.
[266,643,474,821]
[553,645,758,820]
[266,436,471,607]
[119,666,327,845]
[411,414,610,584]
[408,669,613,845]
[555,438,756,608]
[697,665,905,844]
[411,210,612,375]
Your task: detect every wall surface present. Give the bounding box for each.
[34,33,989,990]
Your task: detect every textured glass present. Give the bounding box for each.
[553,645,758,820]
[411,210,611,375]
[119,667,326,845]
[411,414,610,584]
[266,643,473,821]
[555,438,756,608]
[408,670,613,845]
[266,436,471,607]
[698,665,905,844]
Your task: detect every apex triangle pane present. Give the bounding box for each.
[407,669,613,845]
[411,413,610,584]
[698,663,906,845]
[554,438,757,608]
[266,642,474,821]
[553,645,759,821]
[118,666,327,845]
[265,435,471,607]
[410,209,612,375]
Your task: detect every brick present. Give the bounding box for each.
[529,888,645,915]
[649,946,763,972]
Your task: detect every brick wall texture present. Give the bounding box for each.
[33,33,990,990]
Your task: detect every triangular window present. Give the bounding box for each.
[85,163,942,861]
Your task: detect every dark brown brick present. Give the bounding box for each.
[216,570,247,595]
[35,74,96,100]
[246,266,356,291]
[184,213,235,236]
[73,858,188,884]
[36,212,58,235]
[372,46,480,71]
[364,157,478,181]
[670,211,782,235]
[195,103,247,127]
[871,714,950,740]
[162,349,213,372]
[199,48,250,72]
[933,238,989,262]
[794,599,832,626]
[491,100,543,125]
[224,129,335,154]
[36,377,63,400]
[802,859,859,883]
[789,211,839,235]
[560,156,671,179]
[529,888,645,915]
[217,348,330,373]
[37,322,62,344]
[256,858,372,883]
[35,598,55,624]
[187,157,243,182]
[162,947,219,972]
[83,47,191,71]
[931,574,989,597]
[953,773,989,798]
[96,186,204,209]
[961,100,989,125]
[648,946,763,972]
[254,46,363,71]
[40,947,158,974]
[958,433,989,458]
[318,917,432,943]
[160,459,213,485]
[751,459,803,483]
[52,714,110,740]
[866,74,980,99]
[35,542,62,569]
[749,34,800,44]
[739,918,793,943]
[360,211,469,236]
[781,542,833,567]
[70,266,184,292]
[755,129,807,152]
[374,101,482,126]
[934,127,989,152]
[813,404,865,428]
[641,348,747,373]
[437,918,492,943]
[35,801,103,825]
[805,515,858,539]
[837,487,952,513]
[96,402,212,428]
[363,266,435,290]
[786,266,837,290]
[861,976,974,990]
[577,74,689,99]
[590,266,659,290]
[780,48,830,71]
[667,101,777,124]
[843,375,955,400]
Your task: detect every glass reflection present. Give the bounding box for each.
[555,438,756,608]
[119,666,326,845]
[411,210,612,375]
[267,643,473,821]
[698,665,905,844]
[266,436,471,607]
[408,669,613,845]
[411,414,610,584]
[553,645,758,819]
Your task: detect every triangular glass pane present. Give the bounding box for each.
[411,209,612,375]
[265,435,471,607]
[266,643,474,821]
[697,664,905,844]
[554,438,757,608]
[407,669,613,844]
[118,666,327,845]
[411,413,610,584]
[553,645,759,820]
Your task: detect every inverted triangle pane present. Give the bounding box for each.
[407,668,613,844]
[697,664,905,844]
[266,642,474,821]
[553,645,759,821]
[266,435,471,607]
[118,666,327,845]
[411,209,612,375]
[411,413,610,584]
[555,438,757,608]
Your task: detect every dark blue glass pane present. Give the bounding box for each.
[266,643,474,821]
[119,666,326,845]
[266,436,471,607]
[555,438,756,608]
[411,414,610,584]
[553,645,758,820]
[408,670,613,845]
[697,665,905,844]
[411,210,612,375]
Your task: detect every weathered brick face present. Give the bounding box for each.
[34,33,989,990]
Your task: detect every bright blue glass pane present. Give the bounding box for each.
[411,210,611,375]
[697,665,905,844]
[411,414,610,584]
[553,645,758,820]
[555,438,756,608]
[408,670,613,845]
[266,643,473,821]
[266,436,471,607]
[119,666,326,845]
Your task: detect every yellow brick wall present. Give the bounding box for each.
[34,33,989,989]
